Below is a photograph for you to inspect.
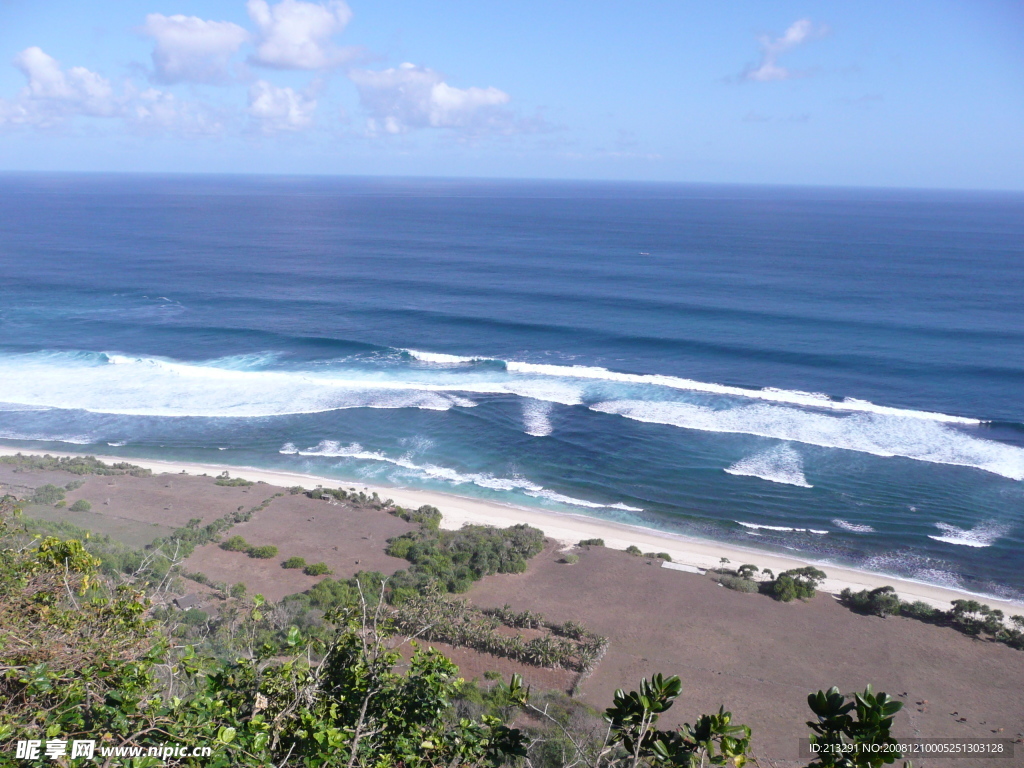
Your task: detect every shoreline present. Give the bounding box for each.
[2,444,1022,614]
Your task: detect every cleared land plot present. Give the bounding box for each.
[21,503,175,549]
[467,545,1024,768]
[183,492,417,601]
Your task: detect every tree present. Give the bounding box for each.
[282,556,307,569]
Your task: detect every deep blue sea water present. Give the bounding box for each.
[1,174,1022,599]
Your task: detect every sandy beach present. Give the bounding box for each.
[3,444,1021,615]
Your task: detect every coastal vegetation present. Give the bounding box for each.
[69,498,92,512]
[711,564,827,603]
[0,491,963,767]
[0,452,152,477]
[303,561,332,576]
[384,522,546,594]
[841,586,1024,650]
[214,471,255,487]
[281,555,306,569]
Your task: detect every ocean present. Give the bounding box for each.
[1,173,1022,600]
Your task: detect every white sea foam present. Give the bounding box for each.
[522,400,554,437]
[737,521,828,534]
[928,521,1010,548]
[0,429,95,445]
[280,440,641,511]
[405,349,493,364]
[506,361,980,424]
[107,441,127,447]
[833,519,876,533]
[591,400,1024,481]
[724,444,812,487]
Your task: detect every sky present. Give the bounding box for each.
[0,0,1021,189]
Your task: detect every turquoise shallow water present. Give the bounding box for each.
[1,174,1022,599]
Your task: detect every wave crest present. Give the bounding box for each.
[725,444,812,487]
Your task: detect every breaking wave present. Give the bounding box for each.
[833,519,876,533]
[737,521,828,534]
[0,348,1017,483]
[725,444,812,487]
[279,441,642,512]
[591,400,1024,481]
[928,521,1010,548]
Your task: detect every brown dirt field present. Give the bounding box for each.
[1,466,273,531]
[182,492,417,601]
[467,544,1024,767]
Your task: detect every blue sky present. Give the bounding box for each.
[0,0,1021,188]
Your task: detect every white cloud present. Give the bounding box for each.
[744,19,828,82]
[247,79,317,132]
[12,46,118,118]
[129,87,226,135]
[140,14,250,84]
[0,47,223,136]
[349,63,511,135]
[247,0,354,69]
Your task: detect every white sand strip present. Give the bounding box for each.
[2,445,1022,614]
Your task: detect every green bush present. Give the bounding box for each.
[214,471,254,487]
[762,566,826,602]
[560,554,579,565]
[385,523,545,594]
[282,556,307,569]
[303,562,332,576]
[69,499,92,512]
[220,535,250,552]
[625,545,642,556]
[840,586,901,617]
[718,574,760,593]
[30,484,66,505]
[900,599,941,621]
[578,538,604,547]
[248,545,278,559]
[65,480,85,491]
[287,485,305,495]
[229,582,247,599]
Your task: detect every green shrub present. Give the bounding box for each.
[840,586,901,617]
[287,486,305,495]
[560,554,579,565]
[30,484,66,506]
[69,499,92,512]
[656,552,672,561]
[578,538,604,547]
[214,471,254,487]
[385,523,545,594]
[718,574,759,593]
[248,545,278,559]
[282,556,307,569]
[229,582,247,599]
[625,545,642,556]
[55,500,67,508]
[220,535,250,552]
[761,567,826,602]
[900,600,941,621]
[65,480,85,491]
[736,564,759,579]
[303,562,332,576]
